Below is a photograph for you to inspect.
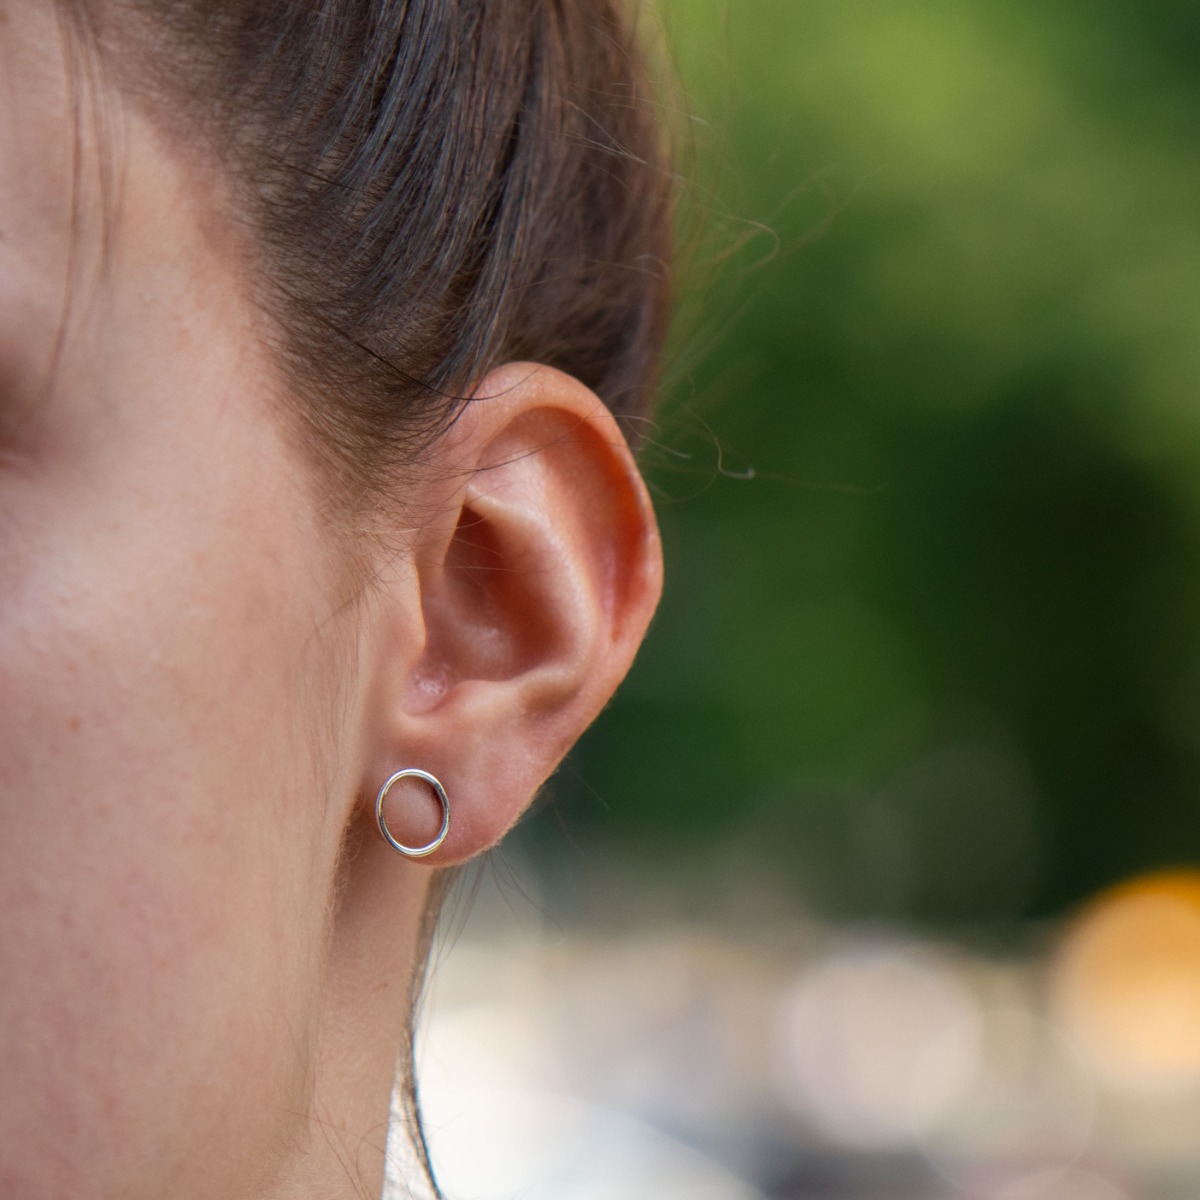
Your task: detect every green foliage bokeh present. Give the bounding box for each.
[549,0,1200,925]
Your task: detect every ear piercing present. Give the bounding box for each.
[374,769,450,858]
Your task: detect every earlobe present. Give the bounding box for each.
[364,364,662,865]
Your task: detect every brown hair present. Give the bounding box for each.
[70,0,674,511]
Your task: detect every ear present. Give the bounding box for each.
[363,363,663,865]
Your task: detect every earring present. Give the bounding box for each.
[374,768,451,858]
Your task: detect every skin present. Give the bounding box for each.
[0,5,663,1198]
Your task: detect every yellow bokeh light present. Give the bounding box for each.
[1052,871,1200,1094]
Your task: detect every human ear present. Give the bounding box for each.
[363,363,663,864]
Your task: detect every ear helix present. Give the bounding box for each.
[374,769,450,858]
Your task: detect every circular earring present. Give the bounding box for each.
[374,768,451,858]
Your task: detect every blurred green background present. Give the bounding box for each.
[546,0,1200,927]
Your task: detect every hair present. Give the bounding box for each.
[64,0,674,518]
[55,0,675,1190]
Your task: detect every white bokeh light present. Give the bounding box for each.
[772,942,982,1148]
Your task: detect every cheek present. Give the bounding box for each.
[0,461,353,1196]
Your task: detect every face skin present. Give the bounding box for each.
[0,4,663,1198]
[0,5,372,1195]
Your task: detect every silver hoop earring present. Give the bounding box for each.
[374,769,450,858]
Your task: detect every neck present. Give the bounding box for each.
[266,846,436,1200]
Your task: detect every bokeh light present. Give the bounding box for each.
[1053,871,1200,1096]
[919,1007,1095,1198]
[772,942,981,1148]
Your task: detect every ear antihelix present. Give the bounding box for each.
[373,768,450,859]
